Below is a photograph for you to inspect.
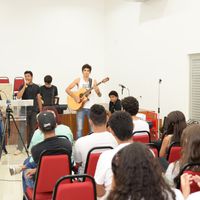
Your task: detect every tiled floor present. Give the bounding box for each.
[0,145,27,200]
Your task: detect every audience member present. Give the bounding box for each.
[181,173,200,199]
[108,142,183,200]
[94,111,133,199]
[160,111,187,157]
[121,96,149,133]
[165,124,200,187]
[29,106,73,150]
[11,111,72,192]
[73,104,117,174]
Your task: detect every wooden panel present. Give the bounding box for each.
[59,114,90,140]
[4,114,90,145]
[3,119,27,145]
[139,109,159,141]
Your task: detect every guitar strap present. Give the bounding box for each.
[51,86,55,105]
[89,78,92,89]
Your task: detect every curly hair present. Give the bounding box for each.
[121,96,139,116]
[108,111,133,141]
[108,143,176,200]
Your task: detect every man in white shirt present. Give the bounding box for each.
[121,96,150,134]
[66,64,102,138]
[94,111,133,199]
[73,104,118,174]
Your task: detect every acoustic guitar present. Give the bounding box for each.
[67,77,109,111]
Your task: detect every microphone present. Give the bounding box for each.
[159,79,162,84]
[119,84,126,88]
[119,84,126,95]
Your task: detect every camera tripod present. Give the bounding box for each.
[0,104,29,159]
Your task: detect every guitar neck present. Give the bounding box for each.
[83,81,102,96]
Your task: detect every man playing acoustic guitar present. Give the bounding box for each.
[66,64,102,139]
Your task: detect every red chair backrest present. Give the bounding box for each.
[85,152,101,177]
[53,175,96,200]
[0,76,9,83]
[34,153,71,200]
[146,143,159,157]
[132,131,150,143]
[150,147,159,157]
[167,146,181,163]
[132,134,150,143]
[13,77,24,92]
[183,170,200,194]
[84,146,113,178]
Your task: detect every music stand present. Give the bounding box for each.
[0,99,33,159]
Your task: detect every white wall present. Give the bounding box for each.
[105,0,200,118]
[0,0,106,104]
[1,0,200,118]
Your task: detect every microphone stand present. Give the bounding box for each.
[0,96,30,159]
[119,85,130,96]
[158,79,162,138]
[121,87,124,95]
[0,90,8,155]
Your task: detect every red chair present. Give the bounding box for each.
[84,146,113,178]
[13,77,24,97]
[183,170,200,193]
[166,142,181,163]
[24,149,71,200]
[132,131,151,143]
[147,143,159,157]
[177,162,200,194]
[0,76,9,83]
[52,174,97,200]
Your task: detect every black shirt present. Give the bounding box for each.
[109,99,122,113]
[31,136,72,164]
[19,83,40,112]
[39,85,58,106]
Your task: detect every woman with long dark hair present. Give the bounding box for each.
[108,143,183,200]
[159,111,187,157]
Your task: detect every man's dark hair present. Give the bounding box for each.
[44,75,52,84]
[89,104,107,126]
[24,71,33,77]
[121,96,139,116]
[82,64,92,72]
[109,91,119,98]
[108,111,133,141]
